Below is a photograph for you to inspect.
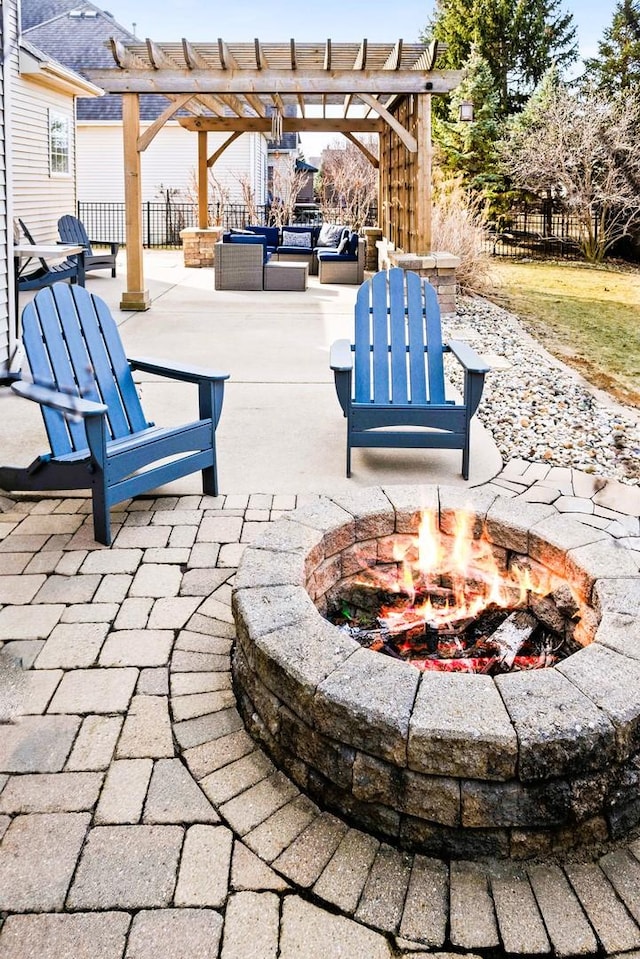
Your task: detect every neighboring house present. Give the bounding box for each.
[0,0,18,381]
[11,37,102,244]
[295,159,318,204]
[21,0,269,208]
[266,105,311,204]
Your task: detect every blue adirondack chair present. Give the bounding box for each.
[0,283,229,545]
[58,214,119,278]
[330,268,490,478]
[16,219,84,292]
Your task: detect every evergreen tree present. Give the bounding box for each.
[425,0,578,115]
[584,0,640,94]
[434,48,505,203]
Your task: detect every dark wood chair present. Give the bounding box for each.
[16,218,84,291]
[58,214,119,278]
[0,283,229,545]
[330,268,490,478]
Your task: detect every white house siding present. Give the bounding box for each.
[11,73,77,245]
[76,121,269,206]
[0,0,18,378]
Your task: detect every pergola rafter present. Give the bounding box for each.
[87,37,463,310]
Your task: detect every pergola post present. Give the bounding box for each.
[415,93,432,254]
[120,93,150,311]
[197,130,209,229]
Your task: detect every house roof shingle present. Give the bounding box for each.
[21,0,168,121]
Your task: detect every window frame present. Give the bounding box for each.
[48,109,71,176]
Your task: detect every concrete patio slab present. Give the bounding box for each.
[0,251,502,494]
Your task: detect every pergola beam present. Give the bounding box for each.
[100,36,464,310]
[344,131,379,168]
[88,67,463,96]
[179,117,384,133]
[359,93,417,152]
[207,131,243,167]
[137,94,197,151]
[182,39,249,116]
[217,38,267,117]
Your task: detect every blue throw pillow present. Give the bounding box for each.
[336,234,349,255]
[348,232,359,256]
[282,229,312,248]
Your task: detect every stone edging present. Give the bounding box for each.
[231,484,640,860]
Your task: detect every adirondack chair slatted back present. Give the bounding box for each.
[22,285,149,457]
[353,268,446,406]
[17,218,52,274]
[58,215,92,254]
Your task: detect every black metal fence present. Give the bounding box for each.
[81,199,626,263]
[78,201,378,248]
[481,205,586,260]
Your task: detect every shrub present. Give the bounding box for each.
[431,177,492,294]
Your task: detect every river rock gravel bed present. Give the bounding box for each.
[442,295,640,485]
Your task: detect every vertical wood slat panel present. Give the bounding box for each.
[423,277,445,403]
[406,271,428,404]
[371,269,390,404]
[388,268,408,404]
[354,278,373,403]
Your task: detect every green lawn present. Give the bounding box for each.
[486,260,640,409]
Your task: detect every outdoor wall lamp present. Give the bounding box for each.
[459,100,474,122]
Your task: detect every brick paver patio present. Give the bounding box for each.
[0,463,639,957]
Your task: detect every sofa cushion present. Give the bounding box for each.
[336,233,350,255]
[247,225,280,250]
[348,232,360,256]
[317,223,346,247]
[229,233,270,263]
[317,250,357,263]
[282,229,312,248]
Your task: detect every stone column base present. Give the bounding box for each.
[180,227,224,268]
[376,240,460,314]
[363,227,383,272]
[119,289,151,311]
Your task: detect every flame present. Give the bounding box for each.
[377,508,553,633]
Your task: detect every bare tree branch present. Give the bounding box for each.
[500,85,640,261]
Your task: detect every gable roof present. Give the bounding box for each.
[21,0,168,120]
[19,36,103,98]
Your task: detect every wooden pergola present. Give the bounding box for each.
[88,39,463,309]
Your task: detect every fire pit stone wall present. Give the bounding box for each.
[232,485,640,859]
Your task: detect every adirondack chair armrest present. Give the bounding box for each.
[92,240,119,254]
[11,380,108,418]
[128,357,230,384]
[447,340,492,374]
[330,339,353,417]
[329,339,354,371]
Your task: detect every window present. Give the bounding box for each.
[49,111,70,175]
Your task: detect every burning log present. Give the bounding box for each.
[327,506,576,676]
[487,610,537,668]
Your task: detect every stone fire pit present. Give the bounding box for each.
[232,485,640,859]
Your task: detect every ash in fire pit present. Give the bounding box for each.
[327,508,583,675]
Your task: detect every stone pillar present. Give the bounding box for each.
[383,248,460,314]
[363,227,383,272]
[180,227,224,268]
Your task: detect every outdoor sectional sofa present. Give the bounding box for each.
[214,234,308,291]
[215,224,363,289]
[317,232,365,285]
[242,223,351,275]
